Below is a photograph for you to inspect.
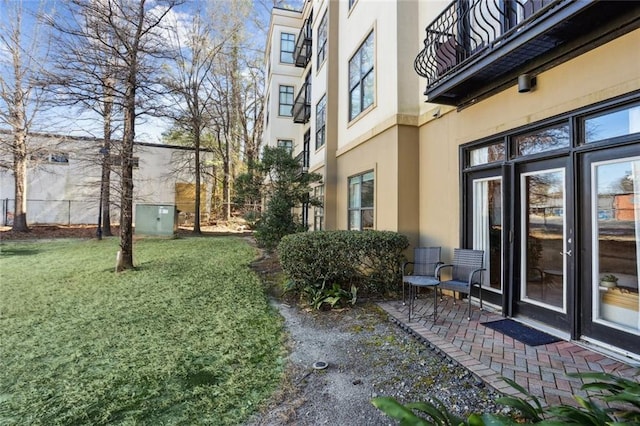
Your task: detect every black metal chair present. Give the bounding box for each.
[402,247,442,321]
[436,248,485,320]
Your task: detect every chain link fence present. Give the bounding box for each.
[2,199,102,226]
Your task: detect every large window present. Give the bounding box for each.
[348,171,374,230]
[315,94,326,149]
[349,31,374,121]
[317,13,327,65]
[280,32,295,64]
[279,85,294,116]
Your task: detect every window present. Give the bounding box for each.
[514,123,570,156]
[584,103,640,143]
[31,151,69,164]
[279,85,294,116]
[469,141,505,166]
[348,171,374,230]
[317,13,327,65]
[315,94,326,149]
[349,31,374,121]
[277,139,293,154]
[314,185,324,231]
[280,32,295,64]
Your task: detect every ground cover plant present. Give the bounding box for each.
[0,237,284,425]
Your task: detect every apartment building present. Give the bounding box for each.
[263,1,640,359]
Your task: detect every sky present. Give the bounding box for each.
[0,0,288,144]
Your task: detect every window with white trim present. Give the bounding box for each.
[349,31,374,121]
[315,94,326,149]
[317,13,327,65]
[348,171,374,230]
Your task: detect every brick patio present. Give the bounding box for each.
[378,294,639,407]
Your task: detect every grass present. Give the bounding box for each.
[0,236,285,425]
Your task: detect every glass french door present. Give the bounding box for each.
[580,146,640,354]
[514,157,571,329]
[466,169,504,306]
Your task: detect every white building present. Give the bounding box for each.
[0,131,213,226]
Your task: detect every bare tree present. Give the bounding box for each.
[0,0,52,232]
[49,0,181,270]
[161,3,230,233]
[44,5,126,238]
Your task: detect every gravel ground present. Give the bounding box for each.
[248,253,505,425]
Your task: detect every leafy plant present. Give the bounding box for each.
[601,274,619,283]
[301,282,358,310]
[372,397,473,426]
[372,371,640,425]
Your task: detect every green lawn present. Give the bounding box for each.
[0,237,284,425]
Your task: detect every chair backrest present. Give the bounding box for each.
[451,249,484,283]
[413,247,441,276]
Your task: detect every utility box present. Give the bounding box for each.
[135,204,178,237]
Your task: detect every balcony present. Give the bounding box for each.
[292,82,311,124]
[414,0,640,107]
[294,16,312,68]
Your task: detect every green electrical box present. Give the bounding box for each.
[135,204,178,237]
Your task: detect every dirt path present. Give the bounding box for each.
[248,252,501,425]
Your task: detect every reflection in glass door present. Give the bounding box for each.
[521,168,566,312]
[591,157,640,334]
[472,177,502,293]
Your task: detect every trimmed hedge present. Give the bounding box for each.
[278,230,409,295]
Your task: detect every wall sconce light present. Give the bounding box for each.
[518,74,537,93]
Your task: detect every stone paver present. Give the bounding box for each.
[378,297,639,406]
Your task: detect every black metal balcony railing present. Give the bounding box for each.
[294,149,310,174]
[294,16,312,68]
[415,0,558,91]
[292,82,311,124]
[414,0,640,106]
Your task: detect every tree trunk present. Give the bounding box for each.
[118,78,136,271]
[101,82,114,237]
[12,130,29,232]
[193,126,202,234]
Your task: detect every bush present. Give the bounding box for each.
[278,230,409,297]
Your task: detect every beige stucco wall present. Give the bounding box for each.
[418,29,640,254]
[335,122,420,247]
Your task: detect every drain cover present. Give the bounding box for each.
[312,361,328,370]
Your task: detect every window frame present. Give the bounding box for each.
[314,184,324,231]
[317,12,328,66]
[280,32,295,64]
[315,94,326,150]
[348,31,375,122]
[277,139,293,155]
[279,85,294,117]
[348,170,375,231]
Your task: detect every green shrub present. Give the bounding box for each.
[278,230,409,297]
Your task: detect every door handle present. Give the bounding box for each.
[560,250,572,257]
